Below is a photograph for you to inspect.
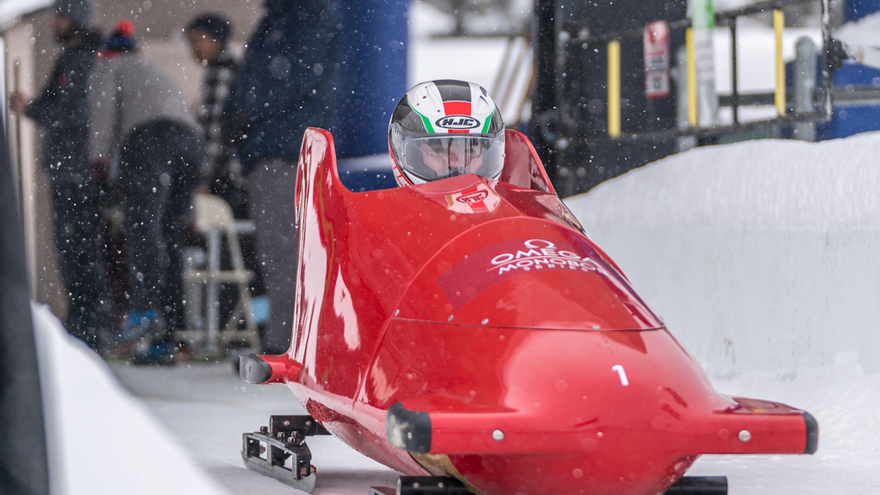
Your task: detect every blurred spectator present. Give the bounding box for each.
[184,12,248,218]
[9,0,111,350]
[88,20,203,365]
[184,12,265,347]
[224,0,339,354]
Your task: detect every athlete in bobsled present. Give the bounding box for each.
[389,79,505,186]
[238,78,818,495]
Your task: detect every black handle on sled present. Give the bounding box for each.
[663,476,728,495]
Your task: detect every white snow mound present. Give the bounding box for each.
[31,304,228,495]
[568,132,880,231]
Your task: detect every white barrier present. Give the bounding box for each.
[566,133,880,375]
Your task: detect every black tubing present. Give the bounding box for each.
[803,411,820,454]
[386,402,432,454]
[239,353,272,384]
[663,476,728,495]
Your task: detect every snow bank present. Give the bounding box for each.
[571,133,880,230]
[836,11,880,47]
[31,304,228,495]
[565,132,880,375]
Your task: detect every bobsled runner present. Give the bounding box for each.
[239,127,818,495]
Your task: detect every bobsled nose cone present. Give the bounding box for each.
[688,396,819,456]
[379,325,817,495]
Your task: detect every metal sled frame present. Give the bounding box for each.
[369,476,470,495]
[241,415,330,492]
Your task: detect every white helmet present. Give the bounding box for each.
[388,80,505,186]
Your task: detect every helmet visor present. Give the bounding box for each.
[399,135,504,183]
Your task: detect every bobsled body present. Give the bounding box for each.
[251,128,816,495]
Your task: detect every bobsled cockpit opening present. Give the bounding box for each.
[328,129,555,194]
[336,153,399,192]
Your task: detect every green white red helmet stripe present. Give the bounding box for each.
[405,80,496,135]
[442,101,471,134]
[409,104,435,133]
[480,107,496,133]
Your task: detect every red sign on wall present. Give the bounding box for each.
[643,21,670,99]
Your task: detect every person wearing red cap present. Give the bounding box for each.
[88,19,203,365]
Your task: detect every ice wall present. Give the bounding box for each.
[565,132,880,375]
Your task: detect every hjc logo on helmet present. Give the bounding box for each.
[436,115,480,130]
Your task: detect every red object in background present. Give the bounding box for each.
[246,128,817,495]
[644,20,671,99]
[114,18,135,37]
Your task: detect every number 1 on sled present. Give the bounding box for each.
[612,365,629,386]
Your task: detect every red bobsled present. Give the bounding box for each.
[239,128,817,495]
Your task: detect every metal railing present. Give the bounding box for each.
[491,34,534,129]
[591,0,832,142]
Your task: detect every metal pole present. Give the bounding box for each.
[13,60,23,214]
[207,228,221,353]
[793,37,817,140]
[499,38,529,113]
[729,18,739,124]
[528,0,558,181]
[686,28,698,126]
[607,40,621,137]
[675,46,697,152]
[820,0,833,118]
[774,9,787,116]
[492,36,516,98]
[510,63,536,129]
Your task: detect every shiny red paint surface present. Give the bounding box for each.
[266,128,815,495]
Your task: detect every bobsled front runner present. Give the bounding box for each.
[239,128,818,495]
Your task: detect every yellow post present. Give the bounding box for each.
[607,40,621,138]
[774,9,786,117]
[686,28,698,126]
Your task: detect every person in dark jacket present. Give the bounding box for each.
[10,0,111,350]
[185,12,266,346]
[223,0,339,354]
[89,20,204,365]
[184,13,247,217]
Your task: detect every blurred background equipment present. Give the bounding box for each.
[419,0,531,36]
[179,193,260,356]
[531,0,880,196]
